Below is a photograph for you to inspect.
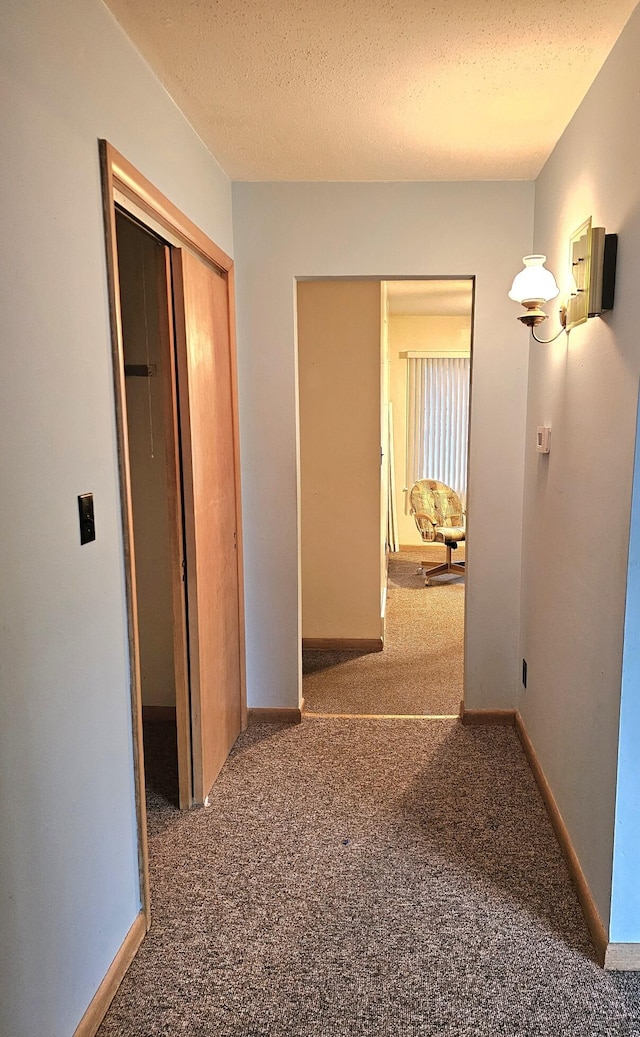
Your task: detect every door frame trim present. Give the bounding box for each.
[99,141,247,928]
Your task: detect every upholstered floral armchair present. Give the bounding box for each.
[409,479,466,585]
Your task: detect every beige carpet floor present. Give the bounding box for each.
[98,718,640,1036]
[303,546,464,716]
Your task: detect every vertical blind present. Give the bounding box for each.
[407,357,470,505]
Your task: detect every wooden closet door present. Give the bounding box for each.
[171,248,242,803]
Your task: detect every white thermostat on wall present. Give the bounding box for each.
[536,426,551,453]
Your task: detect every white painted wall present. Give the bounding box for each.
[232,181,534,709]
[613,395,640,942]
[0,1,232,1033]
[520,2,640,931]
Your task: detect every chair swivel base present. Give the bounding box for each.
[417,545,465,586]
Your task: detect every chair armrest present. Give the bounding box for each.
[411,511,437,541]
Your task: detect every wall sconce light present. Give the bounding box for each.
[508,255,564,340]
[510,223,617,344]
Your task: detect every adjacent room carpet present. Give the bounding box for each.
[98,718,640,1037]
[303,546,464,716]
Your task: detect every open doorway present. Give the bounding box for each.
[297,277,474,718]
[115,210,185,810]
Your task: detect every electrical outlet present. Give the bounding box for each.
[522,658,528,689]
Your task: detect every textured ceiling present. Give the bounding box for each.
[105,0,637,181]
[386,280,472,316]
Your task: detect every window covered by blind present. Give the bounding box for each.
[407,357,470,505]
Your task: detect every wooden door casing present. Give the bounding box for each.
[101,140,247,1000]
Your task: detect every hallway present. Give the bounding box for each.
[303,547,465,717]
[98,718,640,1036]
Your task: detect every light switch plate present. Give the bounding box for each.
[78,493,96,545]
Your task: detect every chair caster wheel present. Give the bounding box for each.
[424,579,431,587]
[416,567,424,575]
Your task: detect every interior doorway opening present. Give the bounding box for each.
[296,276,474,719]
[115,210,183,809]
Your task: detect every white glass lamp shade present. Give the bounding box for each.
[509,255,560,305]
